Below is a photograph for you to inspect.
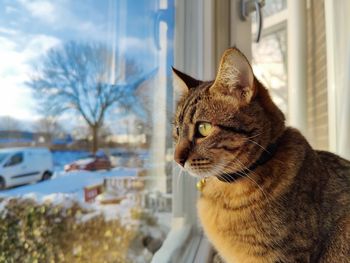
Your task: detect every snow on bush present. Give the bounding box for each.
[0,196,164,263]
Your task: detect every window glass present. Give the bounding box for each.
[6,152,23,166]
[252,29,288,114]
[263,0,287,17]
[0,153,8,164]
[252,0,287,23]
[0,0,174,261]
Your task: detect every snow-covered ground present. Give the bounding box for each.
[52,150,89,172]
[0,150,169,262]
[0,166,150,233]
[0,167,139,201]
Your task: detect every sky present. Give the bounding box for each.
[0,0,161,125]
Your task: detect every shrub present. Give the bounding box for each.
[0,198,137,263]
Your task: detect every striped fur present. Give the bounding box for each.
[173,48,350,262]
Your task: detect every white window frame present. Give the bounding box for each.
[152,0,251,262]
[153,1,350,262]
[252,8,287,39]
[324,0,350,159]
[253,1,308,137]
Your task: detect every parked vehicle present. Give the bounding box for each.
[0,147,53,189]
[64,155,112,172]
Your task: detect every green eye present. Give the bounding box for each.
[197,122,213,137]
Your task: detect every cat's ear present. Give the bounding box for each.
[172,67,203,96]
[211,48,255,105]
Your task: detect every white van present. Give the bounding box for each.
[0,147,53,189]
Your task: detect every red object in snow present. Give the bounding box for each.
[64,156,112,172]
[84,183,104,202]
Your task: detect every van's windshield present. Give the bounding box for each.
[0,153,9,164]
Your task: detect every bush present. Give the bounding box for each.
[0,198,137,263]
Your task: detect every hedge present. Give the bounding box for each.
[0,198,138,263]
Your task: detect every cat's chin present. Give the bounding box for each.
[184,168,214,179]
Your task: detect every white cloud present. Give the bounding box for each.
[15,0,108,42]
[5,6,18,14]
[16,0,110,42]
[18,0,57,23]
[0,27,19,35]
[119,37,158,62]
[24,34,61,59]
[0,34,61,120]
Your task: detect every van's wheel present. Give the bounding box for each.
[42,172,52,181]
[0,177,6,190]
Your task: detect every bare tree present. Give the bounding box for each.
[0,116,21,131]
[27,41,139,153]
[72,121,111,147]
[33,116,65,143]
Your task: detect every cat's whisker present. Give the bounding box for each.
[212,162,242,184]
[234,159,271,203]
[246,132,263,139]
[245,138,285,165]
[216,160,237,184]
[213,161,281,229]
[214,160,274,205]
[246,138,271,154]
[210,163,232,183]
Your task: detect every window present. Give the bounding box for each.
[2,1,347,262]
[252,1,288,115]
[253,29,287,114]
[6,152,23,167]
[0,0,174,261]
[0,153,9,164]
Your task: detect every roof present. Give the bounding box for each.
[0,147,50,153]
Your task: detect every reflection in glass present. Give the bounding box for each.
[252,30,288,115]
[0,0,174,261]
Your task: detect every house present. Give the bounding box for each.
[0,130,34,146]
[0,130,73,148]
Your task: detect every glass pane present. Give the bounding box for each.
[0,0,174,261]
[263,0,287,17]
[252,29,288,115]
[252,0,287,23]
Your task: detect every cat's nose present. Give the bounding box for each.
[174,139,191,167]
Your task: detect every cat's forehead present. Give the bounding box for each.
[175,83,210,119]
[175,83,241,124]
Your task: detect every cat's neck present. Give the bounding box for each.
[200,127,309,210]
[216,142,279,183]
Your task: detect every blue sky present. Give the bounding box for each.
[0,0,160,123]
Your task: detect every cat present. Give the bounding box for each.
[172,47,350,263]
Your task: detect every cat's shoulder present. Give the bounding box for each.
[316,150,350,171]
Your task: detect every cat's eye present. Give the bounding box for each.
[197,122,213,137]
[175,126,180,136]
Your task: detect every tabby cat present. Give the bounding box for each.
[173,48,350,263]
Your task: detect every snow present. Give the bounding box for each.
[0,149,145,224]
[0,168,144,231]
[0,149,170,263]
[52,150,89,172]
[73,157,95,166]
[0,167,139,202]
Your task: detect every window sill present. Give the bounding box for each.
[152,217,214,263]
